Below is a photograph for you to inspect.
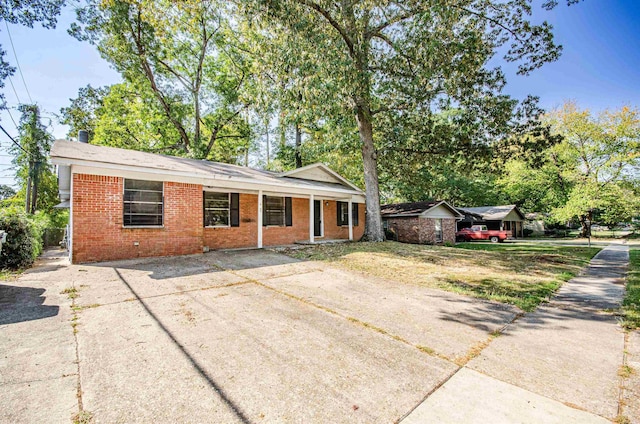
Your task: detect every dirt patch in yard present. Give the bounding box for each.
[284,241,600,311]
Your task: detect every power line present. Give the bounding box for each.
[5,21,32,103]
[6,73,22,104]
[5,106,19,131]
[0,123,28,154]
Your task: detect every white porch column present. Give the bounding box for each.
[257,190,263,248]
[309,194,315,243]
[348,198,353,241]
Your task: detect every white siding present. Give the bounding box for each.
[422,204,458,219]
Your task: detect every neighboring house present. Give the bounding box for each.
[456,205,525,238]
[51,140,365,263]
[380,201,462,244]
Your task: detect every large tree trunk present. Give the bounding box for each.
[579,211,592,238]
[356,107,385,242]
[295,122,302,168]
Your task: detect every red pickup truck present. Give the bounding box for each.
[456,225,509,243]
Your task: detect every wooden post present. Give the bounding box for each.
[309,194,315,244]
[257,190,263,248]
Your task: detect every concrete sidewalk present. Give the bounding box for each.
[403,242,631,423]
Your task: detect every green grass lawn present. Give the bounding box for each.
[622,249,640,330]
[285,241,600,312]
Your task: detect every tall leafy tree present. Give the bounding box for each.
[70,0,251,160]
[245,0,565,241]
[546,103,640,235]
[12,104,57,213]
[59,84,108,142]
[500,102,640,235]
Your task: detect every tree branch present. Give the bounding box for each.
[294,0,355,57]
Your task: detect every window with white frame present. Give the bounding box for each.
[337,202,359,226]
[265,196,286,226]
[434,218,443,242]
[204,192,230,227]
[123,179,163,227]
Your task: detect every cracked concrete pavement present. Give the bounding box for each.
[1,243,637,423]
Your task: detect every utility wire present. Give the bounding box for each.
[5,21,32,103]
[0,123,29,154]
[5,106,19,131]
[6,74,22,104]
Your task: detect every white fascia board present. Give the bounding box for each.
[62,161,365,199]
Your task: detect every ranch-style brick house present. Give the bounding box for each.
[51,140,365,263]
[380,201,462,245]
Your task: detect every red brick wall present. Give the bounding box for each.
[203,194,258,249]
[322,200,365,241]
[384,217,456,244]
[72,174,203,263]
[262,197,310,246]
[72,173,366,261]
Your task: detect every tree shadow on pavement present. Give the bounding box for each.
[112,268,251,424]
[0,284,59,325]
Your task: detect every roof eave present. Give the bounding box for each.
[51,156,365,198]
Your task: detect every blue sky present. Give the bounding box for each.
[0,1,638,187]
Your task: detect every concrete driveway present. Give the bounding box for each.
[1,248,522,423]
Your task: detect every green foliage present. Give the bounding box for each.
[0,210,47,269]
[11,104,58,214]
[549,103,639,233]
[0,184,15,200]
[499,102,640,233]
[243,0,565,240]
[60,84,108,142]
[69,0,252,161]
[622,249,640,329]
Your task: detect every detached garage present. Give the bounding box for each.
[381,201,462,245]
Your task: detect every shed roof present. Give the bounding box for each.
[457,205,525,221]
[50,140,364,197]
[380,200,463,218]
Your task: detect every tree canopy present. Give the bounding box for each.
[500,102,640,235]
[70,0,253,160]
[243,0,564,240]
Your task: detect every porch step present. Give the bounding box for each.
[295,239,351,245]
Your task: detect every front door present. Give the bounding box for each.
[314,200,322,237]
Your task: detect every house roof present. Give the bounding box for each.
[380,200,463,218]
[457,205,525,221]
[50,140,364,199]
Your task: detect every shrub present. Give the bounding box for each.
[523,228,534,237]
[0,211,45,269]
